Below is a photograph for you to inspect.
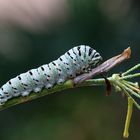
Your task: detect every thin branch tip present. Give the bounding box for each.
[123,47,131,59]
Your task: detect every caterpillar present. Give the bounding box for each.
[0,45,102,105]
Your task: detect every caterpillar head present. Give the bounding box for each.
[82,47,103,72]
[89,51,102,70]
[91,51,102,65]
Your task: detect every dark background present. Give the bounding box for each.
[0,0,139,139]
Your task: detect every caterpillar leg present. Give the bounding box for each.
[57,78,65,85]
[12,92,21,97]
[21,91,31,96]
[4,94,12,100]
[33,87,42,93]
[45,84,53,89]
[0,96,7,105]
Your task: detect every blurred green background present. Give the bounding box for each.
[0,0,140,139]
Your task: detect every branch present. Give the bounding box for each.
[0,47,131,111]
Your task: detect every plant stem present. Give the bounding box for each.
[120,73,140,80]
[123,97,133,138]
[0,80,74,111]
[0,78,108,111]
[122,64,140,76]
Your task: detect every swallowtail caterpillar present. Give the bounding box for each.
[0,45,102,105]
